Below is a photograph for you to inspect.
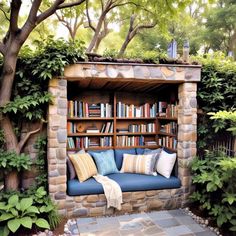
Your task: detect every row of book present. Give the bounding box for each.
[116,136,145,147]
[127,123,156,133]
[67,137,112,149]
[157,136,177,149]
[159,122,177,135]
[68,101,112,118]
[116,102,157,118]
[158,102,177,117]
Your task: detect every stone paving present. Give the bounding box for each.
[68,209,217,236]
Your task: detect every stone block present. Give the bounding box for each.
[158,190,171,199]
[73,208,88,217]
[48,170,59,177]
[49,79,59,87]
[48,139,59,148]
[96,201,107,207]
[57,108,67,116]
[147,199,163,210]
[57,129,67,143]
[58,99,67,109]
[146,190,157,197]
[122,192,132,202]
[119,203,133,213]
[87,195,99,203]
[58,79,67,87]
[56,148,67,160]
[55,192,66,200]
[132,192,146,200]
[90,207,105,216]
[48,130,57,139]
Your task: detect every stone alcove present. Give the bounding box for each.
[47,62,201,217]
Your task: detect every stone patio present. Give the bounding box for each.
[67,209,218,236]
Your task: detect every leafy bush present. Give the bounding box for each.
[190,150,236,232]
[0,150,31,172]
[0,187,60,235]
[194,53,236,154]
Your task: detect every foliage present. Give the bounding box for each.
[194,53,236,154]
[190,150,236,231]
[34,136,48,188]
[0,187,60,235]
[103,48,167,63]
[0,150,31,172]
[208,110,236,135]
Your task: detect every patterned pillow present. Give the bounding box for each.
[120,154,156,175]
[89,149,119,175]
[67,149,86,180]
[68,152,97,182]
[144,148,162,171]
[156,149,176,178]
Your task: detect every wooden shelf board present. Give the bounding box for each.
[157,132,177,137]
[67,146,114,151]
[116,117,156,120]
[116,132,156,136]
[67,117,114,121]
[68,133,113,136]
[157,116,177,120]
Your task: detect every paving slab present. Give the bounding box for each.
[71,209,218,236]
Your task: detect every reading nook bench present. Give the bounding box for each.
[67,148,181,196]
[47,62,201,217]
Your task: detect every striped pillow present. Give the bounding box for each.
[68,153,97,182]
[120,154,156,175]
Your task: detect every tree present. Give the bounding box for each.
[0,0,85,190]
[55,4,86,40]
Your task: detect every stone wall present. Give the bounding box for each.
[47,63,200,217]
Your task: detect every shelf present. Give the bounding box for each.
[67,146,114,151]
[157,132,177,137]
[68,133,113,136]
[115,145,160,149]
[116,132,156,136]
[157,116,177,120]
[116,117,156,120]
[67,117,114,121]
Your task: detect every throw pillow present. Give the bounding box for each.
[143,148,162,172]
[120,154,156,175]
[156,149,176,178]
[67,149,86,180]
[89,149,119,175]
[68,152,97,182]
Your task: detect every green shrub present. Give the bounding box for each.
[0,187,60,235]
[0,150,31,172]
[190,150,236,231]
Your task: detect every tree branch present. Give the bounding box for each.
[0,6,10,21]
[57,0,85,9]
[27,0,42,25]
[9,0,22,33]
[17,122,43,153]
[86,0,96,32]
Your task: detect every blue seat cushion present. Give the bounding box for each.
[114,148,136,170]
[67,173,181,196]
[135,148,145,155]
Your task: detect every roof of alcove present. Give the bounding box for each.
[64,62,201,93]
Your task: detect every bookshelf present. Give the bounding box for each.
[67,89,178,151]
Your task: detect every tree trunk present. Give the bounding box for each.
[4,170,19,190]
[0,43,21,190]
[86,13,106,53]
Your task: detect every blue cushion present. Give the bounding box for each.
[67,173,181,196]
[135,148,145,155]
[89,149,119,175]
[114,148,136,170]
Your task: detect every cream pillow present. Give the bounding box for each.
[156,150,176,178]
[120,154,156,175]
[68,153,97,182]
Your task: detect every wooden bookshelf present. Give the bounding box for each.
[66,89,178,151]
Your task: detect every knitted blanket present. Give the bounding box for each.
[93,174,123,210]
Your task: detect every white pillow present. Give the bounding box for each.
[156,150,176,178]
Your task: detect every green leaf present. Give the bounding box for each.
[0,213,14,221]
[20,198,33,212]
[230,226,236,231]
[20,217,32,229]
[7,219,21,233]
[26,206,39,214]
[8,195,19,206]
[35,218,50,229]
